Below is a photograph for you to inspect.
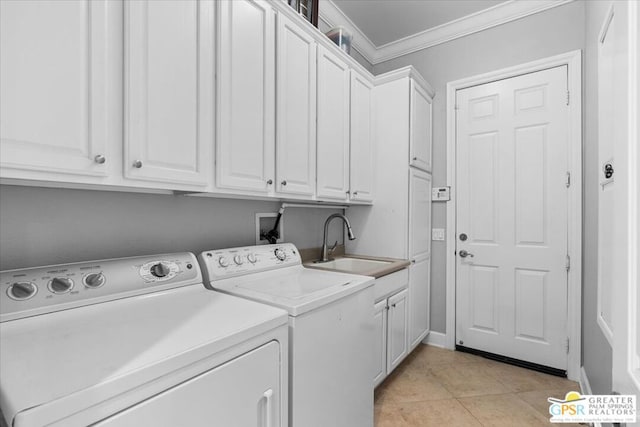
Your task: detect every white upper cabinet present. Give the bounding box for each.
[409,80,433,173]
[409,168,432,258]
[124,0,213,188]
[349,71,375,203]
[275,13,317,197]
[217,0,275,193]
[316,45,350,201]
[0,0,118,181]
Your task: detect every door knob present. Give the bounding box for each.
[133,160,143,168]
[459,250,474,258]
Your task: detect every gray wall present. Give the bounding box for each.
[373,1,586,334]
[581,0,613,395]
[0,185,343,270]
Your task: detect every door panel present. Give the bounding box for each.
[349,71,374,202]
[125,0,212,187]
[456,66,569,370]
[409,81,432,172]
[275,13,316,196]
[97,341,281,426]
[0,0,113,178]
[217,0,275,192]
[387,289,408,373]
[409,169,432,258]
[409,254,430,349]
[373,299,387,387]
[316,45,350,201]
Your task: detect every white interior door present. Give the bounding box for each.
[602,0,640,405]
[455,66,569,370]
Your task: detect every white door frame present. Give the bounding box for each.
[445,50,583,381]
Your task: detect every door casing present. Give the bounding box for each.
[444,50,583,381]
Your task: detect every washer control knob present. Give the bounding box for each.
[274,248,286,261]
[233,255,244,265]
[150,263,170,278]
[218,256,229,268]
[247,253,257,264]
[7,282,37,300]
[48,277,73,294]
[84,272,105,289]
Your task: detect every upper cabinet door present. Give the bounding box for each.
[0,0,117,180]
[349,70,374,203]
[125,0,213,188]
[316,45,350,201]
[409,80,433,172]
[409,168,432,258]
[217,0,275,193]
[275,13,316,197]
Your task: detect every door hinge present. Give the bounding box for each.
[566,254,571,272]
[566,90,570,106]
[566,337,570,354]
[566,171,571,188]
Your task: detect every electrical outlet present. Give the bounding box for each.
[432,228,445,241]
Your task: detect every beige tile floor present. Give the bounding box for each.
[375,345,582,426]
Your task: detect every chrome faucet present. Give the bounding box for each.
[320,213,356,262]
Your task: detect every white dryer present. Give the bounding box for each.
[0,253,289,427]
[198,243,375,427]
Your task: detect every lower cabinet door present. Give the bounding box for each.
[387,289,409,374]
[96,341,281,427]
[409,253,431,349]
[373,299,388,387]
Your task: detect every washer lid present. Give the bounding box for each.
[211,266,375,316]
[0,285,287,427]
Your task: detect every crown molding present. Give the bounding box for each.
[320,0,575,66]
[318,0,378,65]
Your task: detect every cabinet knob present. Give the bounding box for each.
[412,156,418,161]
[94,154,106,164]
[345,190,350,194]
[353,191,358,196]
[133,160,143,169]
[281,180,287,186]
[267,179,273,185]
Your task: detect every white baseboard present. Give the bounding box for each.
[579,366,602,427]
[422,331,447,348]
[580,366,593,394]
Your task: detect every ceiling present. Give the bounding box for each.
[331,0,508,47]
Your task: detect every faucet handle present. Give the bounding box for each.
[328,240,339,254]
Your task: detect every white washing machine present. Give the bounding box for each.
[0,253,289,427]
[198,243,375,427]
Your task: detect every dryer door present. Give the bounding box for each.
[96,341,281,427]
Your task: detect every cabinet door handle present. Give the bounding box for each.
[412,156,418,161]
[391,303,397,308]
[353,191,358,196]
[133,160,143,169]
[346,190,350,194]
[267,179,273,185]
[94,154,106,164]
[281,180,287,186]
[261,389,273,427]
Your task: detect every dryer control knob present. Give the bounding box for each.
[48,277,73,294]
[274,248,286,261]
[84,273,105,288]
[218,256,229,268]
[150,263,170,278]
[233,255,244,265]
[247,253,257,264]
[7,282,37,301]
